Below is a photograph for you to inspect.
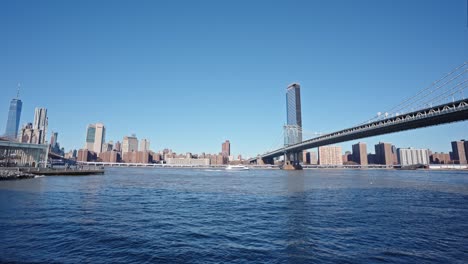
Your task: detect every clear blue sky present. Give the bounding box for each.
[1,0,467,158]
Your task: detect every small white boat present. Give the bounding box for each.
[225,165,249,170]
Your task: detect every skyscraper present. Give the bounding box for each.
[4,95,22,140]
[122,135,138,153]
[352,142,368,165]
[33,107,48,144]
[86,125,96,150]
[93,123,105,154]
[85,123,105,154]
[114,141,122,152]
[140,139,150,152]
[222,140,230,157]
[284,83,302,146]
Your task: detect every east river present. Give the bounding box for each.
[1,168,467,263]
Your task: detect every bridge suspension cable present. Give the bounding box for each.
[359,62,467,124]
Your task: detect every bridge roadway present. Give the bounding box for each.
[252,98,468,162]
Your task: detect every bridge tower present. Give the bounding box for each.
[283,83,303,170]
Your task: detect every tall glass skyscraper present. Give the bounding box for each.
[4,98,22,140]
[85,123,105,154]
[284,83,302,146]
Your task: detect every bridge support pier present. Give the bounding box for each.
[282,152,303,170]
[256,157,274,165]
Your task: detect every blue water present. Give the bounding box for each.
[1,168,467,263]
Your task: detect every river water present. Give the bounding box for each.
[1,168,467,263]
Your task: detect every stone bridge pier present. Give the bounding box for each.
[283,151,303,170]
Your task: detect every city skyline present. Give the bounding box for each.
[1,0,467,157]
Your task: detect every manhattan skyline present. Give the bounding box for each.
[1,0,467,157]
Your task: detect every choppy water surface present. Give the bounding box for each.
[1,168,467,263]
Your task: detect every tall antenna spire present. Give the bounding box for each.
[16,83,20,98]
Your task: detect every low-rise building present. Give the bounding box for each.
[166,158,210,166]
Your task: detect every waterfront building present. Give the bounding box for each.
[137,151,151,164]
[3,95,23,140]
[222,140,230,157]
[397,148,430,166]
[342,151,352,163]
[152,152,161,162]
[318,146,343,165]
[391,145,398,165]
[352,142,368,165]
[310,151,318,165]
[121,151,152,164]
[302,151,311,164]
[208,153,225,165]
[99,150,120,163]
[77,149,96,162]
[451,140,467,164]
[122,135,138,153]
[166,158,210,166]
[430,152,451,164]
[375,142,394,165]
[140,139,150,152]
[163,152,175,161]
[284,83,302,146]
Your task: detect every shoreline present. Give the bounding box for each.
[0,169,36,181]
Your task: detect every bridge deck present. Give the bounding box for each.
[254,99,468,161]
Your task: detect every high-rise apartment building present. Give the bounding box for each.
[122,136,138,153]
[85,123,105,154]
[310,151,318,165]
[222,140,230,157]
[4,96,22,140]
[318,146,343,165]
[352,142,368,165]
[50,132,58,147]
[397,148,430,166]
[375,142,394,165]
[33,107,48,144]
[302,150,311,164]
[451,140,467,164]
[284,83,302,146]
[18,123,40,144]
[140,139,150,152]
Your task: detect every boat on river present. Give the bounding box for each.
[225,165,249,171]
